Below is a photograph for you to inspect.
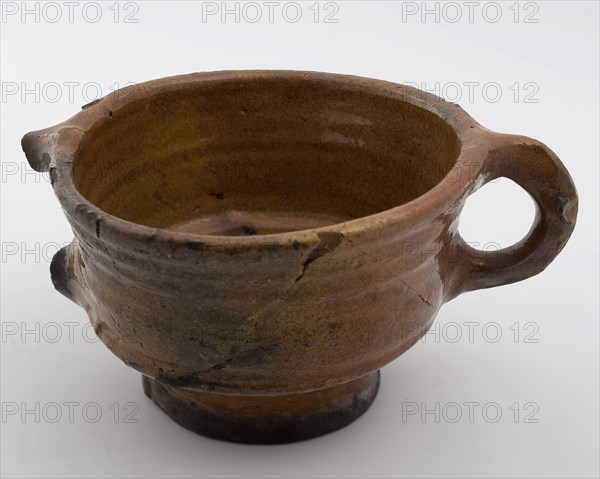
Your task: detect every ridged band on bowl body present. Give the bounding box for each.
[22,71,578,395]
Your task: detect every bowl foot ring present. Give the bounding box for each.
[142,370,380,444]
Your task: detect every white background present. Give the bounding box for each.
[1,1,598,478]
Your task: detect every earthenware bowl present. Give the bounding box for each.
[22,71,578,443]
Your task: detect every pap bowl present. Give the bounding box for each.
[22,71,577,443]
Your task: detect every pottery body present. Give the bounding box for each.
[23,71,577,443]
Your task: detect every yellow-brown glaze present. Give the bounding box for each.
[23,71,578,443]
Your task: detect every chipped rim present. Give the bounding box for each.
[22,70,493,250]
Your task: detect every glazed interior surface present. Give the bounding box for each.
[73,78,461,236]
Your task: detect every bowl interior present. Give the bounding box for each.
[73,77,460,236]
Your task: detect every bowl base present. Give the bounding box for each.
[142,371,380,444]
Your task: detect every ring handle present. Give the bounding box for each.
[454,134,578,295]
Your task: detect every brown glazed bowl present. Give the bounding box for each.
[22,71,577,443]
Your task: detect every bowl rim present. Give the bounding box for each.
[23,70,493,249]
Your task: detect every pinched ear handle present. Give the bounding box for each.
[50,241,89,309]
[454,134,578,295]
